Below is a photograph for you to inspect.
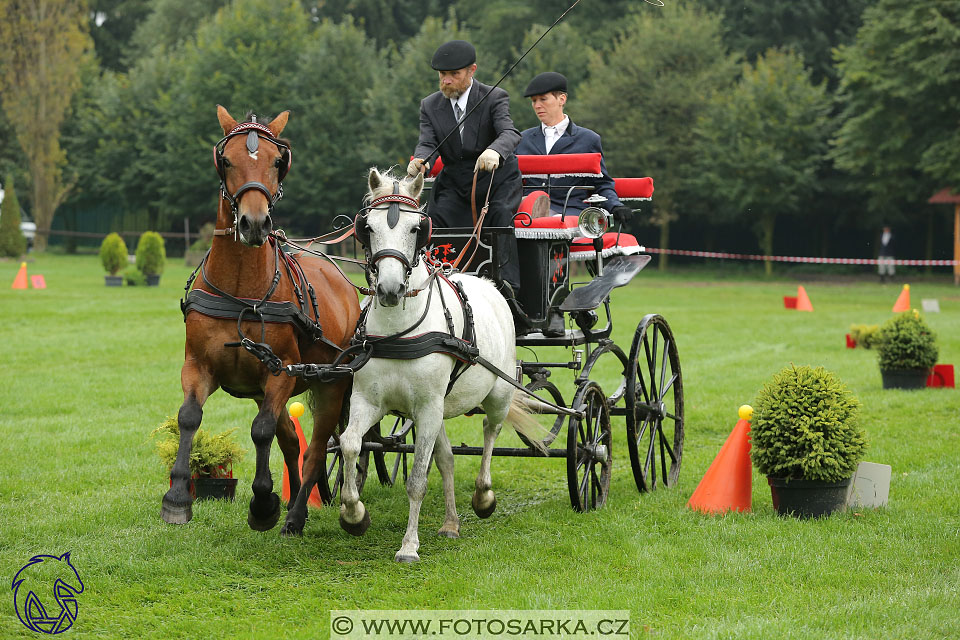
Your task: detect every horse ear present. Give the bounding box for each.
[268,110,290,137]
[368,168,382,192]
[409,173,424,200]
[217,105,237,135]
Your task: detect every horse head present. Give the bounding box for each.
[214,105,292,247]
[359,168,429,307]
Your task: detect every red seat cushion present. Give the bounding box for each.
[517,153,603,177]
[614,177,654,201]
[570,232,642,260]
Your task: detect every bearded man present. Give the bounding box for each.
[408,40,523,296]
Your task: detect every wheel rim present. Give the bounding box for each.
[566,382,612,512]
[519,377,566,448]
[625,315,684,493]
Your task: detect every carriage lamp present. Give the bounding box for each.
[578,206,609,238]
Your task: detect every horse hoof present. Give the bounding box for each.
[247,493,281,531]
[161,500,192,525]
[339,509,371,537]
[471,492,497,519]
[280,521,305,537]
[438,526,460,539]
[395,551,420,563]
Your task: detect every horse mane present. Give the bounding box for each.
[365,167,416,204]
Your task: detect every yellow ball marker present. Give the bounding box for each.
[738,404,754,421]
[289,401,305,418]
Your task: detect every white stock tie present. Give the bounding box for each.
[544,126,559,153]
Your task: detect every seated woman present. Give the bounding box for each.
[515,72,633,226]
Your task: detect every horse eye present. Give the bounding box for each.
[222,158,232,168]
[273,157,282,168]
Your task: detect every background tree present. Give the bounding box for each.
[126,0,228,62]
[578,1,738,269]
[0,174,27,257]
[832,0,960,220]
[87,0,153,72]
[693,49,832,275]
[0,0,94,252]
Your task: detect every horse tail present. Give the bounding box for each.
[506,393,549,455]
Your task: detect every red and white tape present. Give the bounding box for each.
[641,247,957,266]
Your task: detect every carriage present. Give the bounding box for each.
[312,152,685,514]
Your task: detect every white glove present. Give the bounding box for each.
[407,158,429,177]
[474,148,501,173]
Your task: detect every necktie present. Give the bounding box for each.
[454,103,464,139]
[545,126,558,153]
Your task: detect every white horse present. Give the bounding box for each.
[339,168,544,562]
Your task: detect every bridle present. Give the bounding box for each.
[354,182,432,286]
[212,119,292,240]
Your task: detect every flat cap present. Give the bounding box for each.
[431,40,476,71]
[524,72,568,97]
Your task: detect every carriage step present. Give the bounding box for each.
[559,254,651,312]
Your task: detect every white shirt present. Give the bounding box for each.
[542,115,570,154]
[449,81,473,136]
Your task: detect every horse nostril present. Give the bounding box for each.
[263,214,273,235]
[238,215,252,235]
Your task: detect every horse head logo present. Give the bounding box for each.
[12,552,84,634]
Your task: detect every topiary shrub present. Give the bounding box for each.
[99,232,128,275]
[123,266,146,286]
[0,175,27,258]
[751,364,867,483]
[849,323,879,349]
[151,416,246,478]
[875,311,938,371]
[190,222,215,253]
[135,231,166,276]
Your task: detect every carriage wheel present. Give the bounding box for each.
[321,432,370,502]
[625,314,684,493]
[566,381,612,512]
[373,416,415,486]
[517,377,566,449]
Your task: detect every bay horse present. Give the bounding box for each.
[162,106,360,531]
[335,168,544,562]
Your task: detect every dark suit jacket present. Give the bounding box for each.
[413,81,521,211]
[516,119,622,214]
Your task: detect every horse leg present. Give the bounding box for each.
[472,416,503,519]
[247,376,296,531]
[281,380,350,537]
[276,408,301,511]
[434,425,460,539]
[338,394,382,536]
[396,405,443,563]
[162,363,214,524]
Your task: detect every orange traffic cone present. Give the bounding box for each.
[795,285,814,312]
[10,262,27,289]
[892,284,910,312]
[687,406,753,514]
[281,414,324,509]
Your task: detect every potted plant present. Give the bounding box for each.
[122,266,146,286]
[875,311,938,390]
[751,364,868,518]
[152,416,245,501]
[99,232,128,286]
[848,323,879,349]
[135,231,166,286]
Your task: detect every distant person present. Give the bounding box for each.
[515,72,633,226]
[878,225,895,283]
[408,40,523,297]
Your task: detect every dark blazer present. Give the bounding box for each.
[516,119,622,214]
[413,81,521,207]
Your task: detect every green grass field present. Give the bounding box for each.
[1,254,958,639]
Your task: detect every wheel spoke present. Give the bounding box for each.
[635,415,651,447]
[658,427,678,463]
[579,462,590,499]
[644,337,658,401]
[658,336,671,397]
[661,372,678,396]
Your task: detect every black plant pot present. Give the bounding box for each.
[881,368,929,390]
[192,477,238,501]
[104,275,123,287]
[145,274,161,286]
[767,476,852,518]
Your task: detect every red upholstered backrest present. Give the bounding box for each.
[517,153,602,177]
[614,177,654,200]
